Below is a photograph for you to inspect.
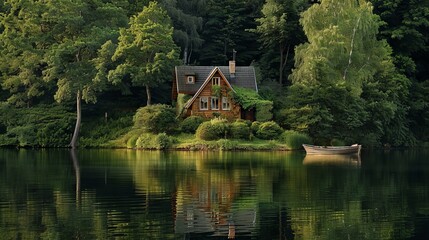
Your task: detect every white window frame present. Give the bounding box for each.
[211,97,219,110]
[222,97,230,110]
[200,97,208,110]
[212,77,220,86]
[186,76,195,84]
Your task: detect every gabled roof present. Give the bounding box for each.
[184,67,233,109]
[175,65,257,95]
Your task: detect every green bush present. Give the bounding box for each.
[279,130,312,150]
[256,121,283,140]
[330,138,345,146]
[126,134,139,149]
[255,101,273,121]
[251,121,261,135]
[180,116,205,133]
[217,139,238,150]
[136,133,175,150]
[133,104,177,134]
[196,118,230,140]
[230,121,250,140]
[0,104,74,147]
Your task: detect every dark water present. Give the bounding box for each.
[0,149,428,240]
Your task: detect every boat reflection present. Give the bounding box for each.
[303,154,361,167]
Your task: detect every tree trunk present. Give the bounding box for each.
[70,90,81,149]
[279,46,284,85]
[146,85,152,106]
[279,45,290,85]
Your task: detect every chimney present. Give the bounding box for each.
[229,49,236,79]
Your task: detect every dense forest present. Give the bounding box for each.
[0,0,428,148]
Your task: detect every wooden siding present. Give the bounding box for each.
[185,72,241,120]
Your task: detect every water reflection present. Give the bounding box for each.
[0,149,428,239]
[70,149,81,205]
[303,154,361,167]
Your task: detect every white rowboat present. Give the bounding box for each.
[302,144,362,155]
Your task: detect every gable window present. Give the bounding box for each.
[200,97,208,110]
[186,75,195,84]
[212,77,220,86]
[211,97,219,110]
[222,97,230,110]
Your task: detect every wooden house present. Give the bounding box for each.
[173,61,258,121]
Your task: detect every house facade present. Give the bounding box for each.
[173,61,258,120]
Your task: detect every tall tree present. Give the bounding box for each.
[108,1,180,106]
[370,0,429,142]
[0,1,50,107]
[42,0,128,148]
[159,0,204,65]
[283,0,411,146]
[198,0,262,65]
[252,0,307,84]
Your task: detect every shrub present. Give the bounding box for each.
[180,116,205,133]
[217,139,238,150]
[196,118,230,140]
[136,133,175,150]
[251,121,261,135]
[256,121,283,140]
[126,134,139,149]
[230,121,250,140]
[280,130,312,150]
[330,138,345,146]
[133,104,177,134]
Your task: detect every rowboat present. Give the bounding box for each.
[302,144,362,155]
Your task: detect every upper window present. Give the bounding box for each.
[212,77,220,86]
[222,97,230,110]
[211,97,219,110]
[200,97,208,110]
[186,76,195,84]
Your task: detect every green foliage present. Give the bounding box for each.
[230,121,251,140]
[180,116,205,134]
[251,0,308,84]
[135,132,175,150]
[195,118,230,141]
[160,0,204,64]
[127,134,139,149]
[251,121,261,135]
[198,0,261,65]
[256,121,283,140]
[133,104,177,134]
[330,139,346,146]
[0,104,74,147]
[231,87,273,121]
[282,0,413,146]
[108,1,180,105]
[176,94,192,115]
[79,115,133,148]
[279,130,312,150]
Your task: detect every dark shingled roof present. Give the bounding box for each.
[175,66,257,94]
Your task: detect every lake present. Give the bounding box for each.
[1,149,428,239]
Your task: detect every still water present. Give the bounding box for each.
[0,149,428,239]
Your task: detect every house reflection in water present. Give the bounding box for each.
[173,160,257,238]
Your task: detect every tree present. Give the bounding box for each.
[159,0,204,65]
[108,1,180,106]
[198,0,262,65]
[252,0,307,84]
[41,0,128,148]
[0,1,50,107]
[370,0,429,142]
[284,0,412,146]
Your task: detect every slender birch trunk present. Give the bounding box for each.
[70,90,81,149]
